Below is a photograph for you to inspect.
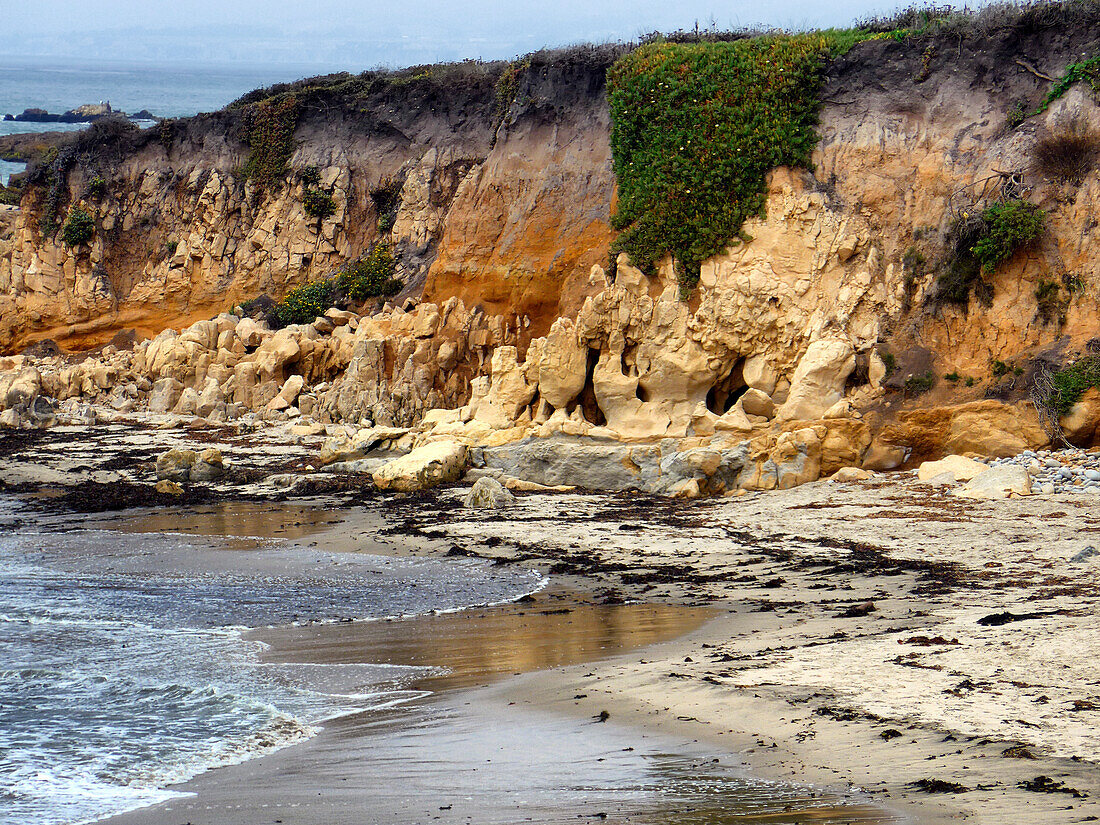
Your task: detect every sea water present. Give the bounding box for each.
[0,498,543,825]
[0,56,327,183]
[0,57,322,123]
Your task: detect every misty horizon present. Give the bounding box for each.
[2,1,1002,74]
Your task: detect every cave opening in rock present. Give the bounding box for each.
[706,359,748,415]
[570,347,607,426]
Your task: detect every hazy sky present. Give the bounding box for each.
[5,1,991,68]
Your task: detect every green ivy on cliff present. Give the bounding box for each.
[1032,53,1100,117]
[243,96,300,190]
[606,32,878,297]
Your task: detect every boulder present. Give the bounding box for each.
[483,437,662,491]
[236,317,268,348]
[861,441,908,471]
[371,441,468,491]
[148,377,184,414]
[777,339,855,421]
[1061,388,1100,443]
[277,374,305,406]
[0,408,21,428]
[155,448,196,482]
[739,388,775,419]
[954,465,1032,500]
[917,454,988,483]
[463,476,516,509]
[155,479,184,496]
[941,402,1047,457]
[536,318,587,410]
[831,467,873,482]
[29,395,57,427]
[190,448,224,482]
[742,354,779,396]
[2,367,41,409]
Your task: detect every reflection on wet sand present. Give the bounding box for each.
[93,504,895,825]
[254,597,715,692]
[105,502,347,547]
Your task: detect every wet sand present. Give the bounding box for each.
[101,592,890,825]
[86,502,896,825]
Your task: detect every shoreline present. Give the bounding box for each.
[5,423,1100,823]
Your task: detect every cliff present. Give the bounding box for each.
[4,5,1100,491]
[0,48,619,352]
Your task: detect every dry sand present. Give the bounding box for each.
[377,476,1100,823]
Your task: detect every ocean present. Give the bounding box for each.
[0,497,544,825]
[0,56,327,182]
[0,56,324,123]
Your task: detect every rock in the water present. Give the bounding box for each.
[917,454,988,483]
[155,448,196,482]
[372,441,468,491]
[463,476,516,509]
[954,465,1032,500]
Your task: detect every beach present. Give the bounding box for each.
[4,421,1100,823]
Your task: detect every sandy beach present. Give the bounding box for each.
[5,421,1100,823]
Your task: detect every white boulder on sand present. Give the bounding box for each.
[463,476,516,509]
[372,441,468,491]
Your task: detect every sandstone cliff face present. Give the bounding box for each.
[4,21,1100,484]
[0,52,618,353]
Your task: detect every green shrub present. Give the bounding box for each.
[271,279,334,327]
[299,165,321,187]
[904,370,935,395]
[971,200,1044,273]
[1006,101,1027,129]
[165,240,178,256]
[60,207,94,246]
[606,31,880,297]
[337,243,402,301]
[87,175,107,200]
[301,188,335,220]
[0,180,21,206]
[492,57,531,143]
[936,199,1043,306]
[880,350,897,376]
[1033,53,1100,118]
[945,371,960,381]
[1048,355,1100,415]
[370,182,402,234]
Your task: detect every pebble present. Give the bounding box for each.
[990,447,1100,496]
